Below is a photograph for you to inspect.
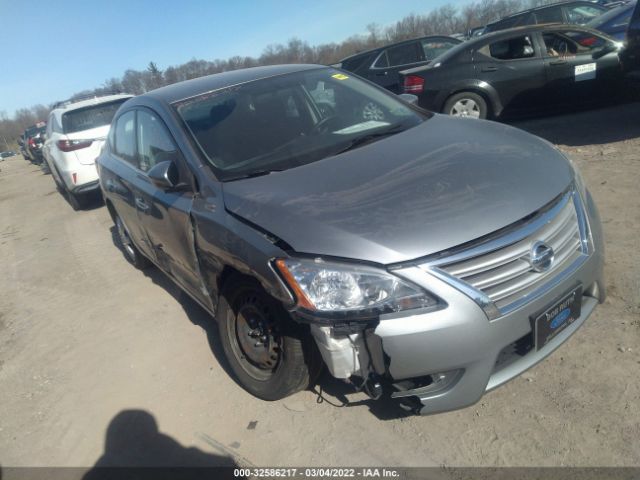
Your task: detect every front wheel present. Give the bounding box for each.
[114,214,151,269]
[443,92,488,119]
[217,278,318,400]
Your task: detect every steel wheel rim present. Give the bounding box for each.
[451,99,481,118]
[228,293,282,381]
[362,102,385,121]
[116,217,136,260]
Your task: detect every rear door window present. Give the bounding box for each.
[421,38,459,60]
[564,4,605,24]
[488,35,536,60]
[376,42,422,67]
[112,111,137,166]
[535,7,564,23]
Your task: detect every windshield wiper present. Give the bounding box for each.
[224,169,283,182]
[332,124,408,156]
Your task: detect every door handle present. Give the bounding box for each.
[375,71,388,76]
[550,59,567,66]
[481,66,498,72]
[135,197,150,212]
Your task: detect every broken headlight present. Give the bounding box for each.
[274,257,439,317]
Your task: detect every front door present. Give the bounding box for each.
[540,29,622,106]
[133,108,208,306]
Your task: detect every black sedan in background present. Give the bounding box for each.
[482,1,608,34]
[400,24,626,118]
[335,35,461,93]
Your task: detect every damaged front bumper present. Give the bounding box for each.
[308,190,605,415]
[310,250,603,415]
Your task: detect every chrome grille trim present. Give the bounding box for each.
[419,188,590,320]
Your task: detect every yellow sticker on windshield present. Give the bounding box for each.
[331,73,349,80]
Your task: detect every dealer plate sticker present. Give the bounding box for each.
[575,63,596,81]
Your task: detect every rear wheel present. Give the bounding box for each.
[444,92,488,119]
[114,214,151,269]
[217,277,318,400]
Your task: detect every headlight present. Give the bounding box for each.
[274,258,439,316]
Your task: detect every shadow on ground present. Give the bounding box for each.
[82,410,237,480]
[508,100,640,146]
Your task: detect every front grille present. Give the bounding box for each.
[430,190,587,314]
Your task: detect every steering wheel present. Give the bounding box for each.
[317,102,336,117]
[311,114,341,134]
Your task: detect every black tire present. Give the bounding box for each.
[443,91,489,119]
[114,214,151,269]
[217,277,318,400]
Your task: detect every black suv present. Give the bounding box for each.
[335,35,461,93]
[22,123,47,163]
[483,1,608,34]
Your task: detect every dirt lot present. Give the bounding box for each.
[0,102,639,469]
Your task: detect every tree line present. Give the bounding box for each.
[0,0,553,148]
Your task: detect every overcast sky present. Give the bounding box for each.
[0,0,470,116]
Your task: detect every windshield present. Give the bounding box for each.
[175,68,427,181]
[62,99,129,134]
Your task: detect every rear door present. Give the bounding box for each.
[473,33,548,113]
[369,41,424,93]
[132,107,206,304]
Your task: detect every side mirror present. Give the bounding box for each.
[398,93,419,106]
[147,160,179,190]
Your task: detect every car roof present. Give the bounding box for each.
[492,0,605,22]
[49,93,134,125]
[470,22,613,45]
[52,94,133,113]
[337,35,461,63]
[138,64,324,106]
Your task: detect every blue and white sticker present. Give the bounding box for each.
[575,63,596,82]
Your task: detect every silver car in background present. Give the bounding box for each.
[97,65,604,415]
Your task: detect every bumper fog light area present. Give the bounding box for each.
[391,369,463,399]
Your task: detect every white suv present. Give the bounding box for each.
[43,94,133,209]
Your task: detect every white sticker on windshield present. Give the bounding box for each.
[333,121,390,135]
[575,63,596,82]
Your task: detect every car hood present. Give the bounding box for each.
[223,114,574,265]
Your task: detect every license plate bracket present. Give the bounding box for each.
[532,285,582,351]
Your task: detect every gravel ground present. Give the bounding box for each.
[0,102,638,469]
